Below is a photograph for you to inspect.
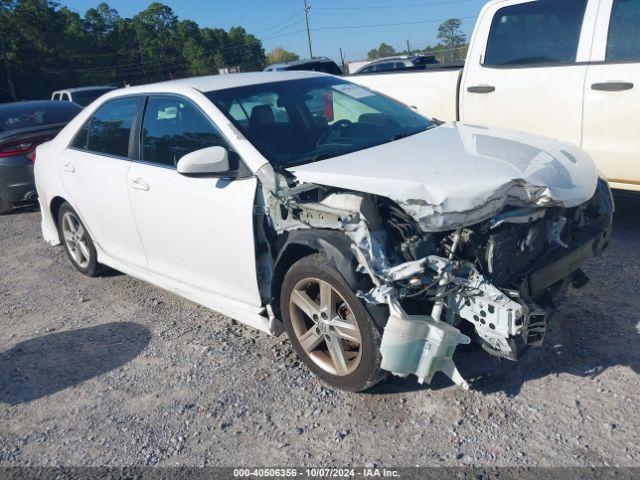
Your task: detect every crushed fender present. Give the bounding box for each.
[253,165,613,390]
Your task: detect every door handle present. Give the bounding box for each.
[129,178,149,191]
[62,163,75,173]
[467,85,496,94]
[591,81,634,92]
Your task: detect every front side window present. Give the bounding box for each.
[86,97,138,157]
[141,96,229,168]
[206,76,433,169]
[484,0,588,66]
[607,0,640,61]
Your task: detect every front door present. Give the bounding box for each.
[126,95,262,306]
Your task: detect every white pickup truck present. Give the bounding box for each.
[351,0,640,192]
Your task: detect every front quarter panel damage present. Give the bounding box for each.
[254,165,613,389]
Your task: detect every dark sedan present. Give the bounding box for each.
[0,100,81,214]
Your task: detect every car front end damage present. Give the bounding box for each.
[252,154,613,389]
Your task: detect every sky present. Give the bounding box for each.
[66,0,488,62]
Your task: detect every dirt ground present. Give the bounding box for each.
[0,193,638,468]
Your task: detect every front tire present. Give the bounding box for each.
[280,254,385,392]
[58,203,101,277]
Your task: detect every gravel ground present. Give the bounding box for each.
[0,193,638,468]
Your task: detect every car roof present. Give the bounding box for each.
[366,57,411,65]
[121,71,329,94]
[268,58,337,69]
[54,86,116,93]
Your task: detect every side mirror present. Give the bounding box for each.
[177,146,230,176]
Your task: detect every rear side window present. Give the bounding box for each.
[484,0,588,66]
[86,97,138,158]
[607,0,640,61]
[376,63,395,72]
[0,102,81,133]
[141,96,229,168]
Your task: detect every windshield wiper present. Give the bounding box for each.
[311,152,337,162]
[391,126,434,142]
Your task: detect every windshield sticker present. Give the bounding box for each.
[332,84,375,99]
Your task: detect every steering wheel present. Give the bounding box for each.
[316,119,353,146]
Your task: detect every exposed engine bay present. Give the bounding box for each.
[253,163,614,389]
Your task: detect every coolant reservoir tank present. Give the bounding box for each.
[380,300,470,388]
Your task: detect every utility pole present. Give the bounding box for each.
[0,29,16,101]
[303,0,313,58]
[339,47,346,74]
[406,40,412,56]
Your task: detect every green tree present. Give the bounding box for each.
[367,42,396,60]
[266,47,299,65]
[0,0,267,101]
[437,18,467,61]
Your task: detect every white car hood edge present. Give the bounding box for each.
[287,123,598,232]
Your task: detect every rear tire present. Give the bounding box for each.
[281,254,386,392]
[57,203,101,277]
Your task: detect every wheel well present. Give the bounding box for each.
[270,232,389,329]
[270,243,317,316]
[50,196,67,229]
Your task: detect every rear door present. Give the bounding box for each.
[126,94,262,306]
[460,0,598,146]
[60,96,147,267]
[582,0,640,190]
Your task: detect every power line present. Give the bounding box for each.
[312,15,478,31]
[315,0,473,10]
[61,10,305,61]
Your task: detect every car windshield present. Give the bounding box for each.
[0,102,81,133]
[72,88,114,106]
[205,76,433,169]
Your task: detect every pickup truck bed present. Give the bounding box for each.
[350,64,463,122]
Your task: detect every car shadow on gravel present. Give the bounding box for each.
[0,322,152,405]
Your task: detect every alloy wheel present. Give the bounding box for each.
[61,211,91,269]
[289,277,363,376]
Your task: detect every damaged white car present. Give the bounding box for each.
[35,72,613,391]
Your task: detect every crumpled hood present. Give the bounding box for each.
[287,122,598,231]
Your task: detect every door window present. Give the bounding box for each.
[607,0,640,61]
[484,0,588,66]
[85,97,138,157]
[376,63,395,72]
[141,96,229,168]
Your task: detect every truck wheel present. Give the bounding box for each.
[58,203,101,277]
[280,254,385,392]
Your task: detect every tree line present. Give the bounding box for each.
[0,0,267,102]
[367,18,468,63]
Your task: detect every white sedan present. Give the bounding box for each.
[35,71,613,391]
